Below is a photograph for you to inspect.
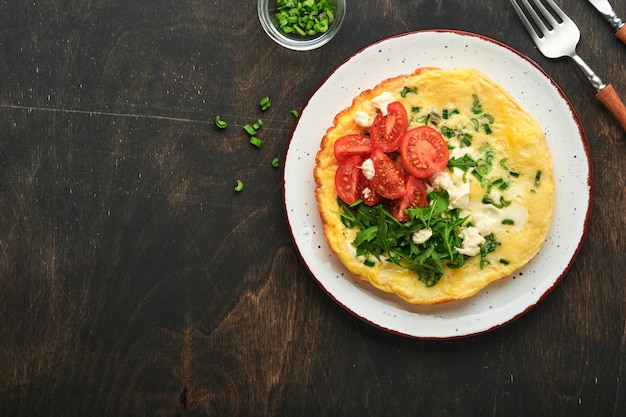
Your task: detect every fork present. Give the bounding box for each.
[510,0,626,131]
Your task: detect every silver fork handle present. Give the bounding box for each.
[569,54,607,92]
[596,8,626,44]
[570,53,626,131]
[598,9,625,31]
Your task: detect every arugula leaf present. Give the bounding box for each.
[448,154,476,171]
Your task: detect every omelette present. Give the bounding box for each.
[313,68,555,305]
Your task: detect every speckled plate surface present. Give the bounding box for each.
[283,30,593,339]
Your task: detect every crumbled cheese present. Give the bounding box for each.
[450,181,470,209]
[354,110,374,128]
[362,187,372,200]
[412,228,433,245]
[456,226,485,257]
[370,92,395,116]
[472,212,493,236]
[430,170,470,209]
[361,158,375,180]
[430,170,453,190]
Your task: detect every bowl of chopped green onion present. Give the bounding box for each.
[258,0,345,51]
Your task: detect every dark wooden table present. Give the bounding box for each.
[1,0,625,415]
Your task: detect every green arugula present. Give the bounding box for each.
[339,191,471,287]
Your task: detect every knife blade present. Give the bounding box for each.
[587,0,626,43]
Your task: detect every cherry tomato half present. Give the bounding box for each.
[335,155,364,205]
[357,173,382,206]
[400,126,449,179]
[333,134,374,163]
[368,149,407,200]
[370,101,408,152]
[390,175,427,222]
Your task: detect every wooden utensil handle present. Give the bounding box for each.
[596,84,626,132]
[616,26,626,44]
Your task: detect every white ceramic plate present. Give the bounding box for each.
[283,30,593,339]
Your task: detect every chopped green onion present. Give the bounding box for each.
[476,161,491,176]
[417,113,431,125]
[471,169,484,184]
[250,136,263,148]
[234,179,244,192]
[460,133,473,147]
[531,170,542,193]
[400,86,417,97]
[471,93,483,114]
[243,119,263,136]
[499,259,510,265]
[272,157,280,168]
[442,108,459,119]
[502,219,515,225]
[440,126,457,139]
[363,259,375,267]
[482,195,510,209]
[243,124,256,135]
[290,109,299,117]
[294,24,306,36]
[491,178,509,190]
[214,115,227,129]
[260,96,271,111]
[275,0,336,37]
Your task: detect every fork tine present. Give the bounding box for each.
[527,0,576,30]
[541,0,569,23]
[524,0,555,34]
[510,0,543,38]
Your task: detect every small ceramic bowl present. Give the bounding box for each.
[258,0,346,51]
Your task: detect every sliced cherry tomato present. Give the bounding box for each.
[368,149,407,199]
[370,101,408,152]
[400,126,449,179]
[390,175,427,222]
[334,155,363,205]
[333,134,374,162]
[357,173,382,206]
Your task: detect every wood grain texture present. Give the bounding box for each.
[0,0,625,416]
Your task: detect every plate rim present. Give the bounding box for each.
[283,29,594,339]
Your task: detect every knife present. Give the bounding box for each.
[587,0,626,44]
